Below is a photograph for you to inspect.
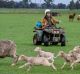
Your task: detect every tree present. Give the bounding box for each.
[75,0,80,9]
[69,0,76,10]
[44,0,54,8]
[22,0,29,7]
[29,3,37,8]
[9,0,15,8]
[23,0,28,3]
[44,0,53,4]
[57,3,66,9]
[3,0,9,2]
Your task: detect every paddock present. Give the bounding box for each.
[0,9,80,74]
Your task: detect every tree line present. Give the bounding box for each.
[0,0,80,9]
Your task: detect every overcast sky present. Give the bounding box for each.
[14,0,77,5]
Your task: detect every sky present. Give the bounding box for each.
[14,0,77,5]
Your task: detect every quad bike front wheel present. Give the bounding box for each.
[33,34,42,45]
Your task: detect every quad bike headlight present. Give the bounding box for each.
[56,31,60,34]
[53,31,57,33]
[53,31,60,34]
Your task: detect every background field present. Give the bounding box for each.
[0,9,80,74]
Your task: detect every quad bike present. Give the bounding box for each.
[33,26,66,46]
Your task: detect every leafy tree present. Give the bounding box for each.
[44,0,54,8]
[22,0,29,7]
[75,0,80,9]
[23,0,28,3]
[44,0,53,4]
[29,3,37,8]
[69,0,76,10]
[58,3,66,9]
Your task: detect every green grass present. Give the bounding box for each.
[0,9,80,74]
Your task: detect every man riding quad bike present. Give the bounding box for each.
[33,9,66,46]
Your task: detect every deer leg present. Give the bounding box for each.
[51,63,57,71]
[11,55,19,66]
[70,59,80,70]
[61,62,67,69]
[19,63,30,69]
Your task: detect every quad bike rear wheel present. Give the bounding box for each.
[61,35,66,46]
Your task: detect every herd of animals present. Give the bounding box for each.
[0,13,80,72]
[69,13,80,21]
[0,40,80,71]
[53,12,80,21]
[52,12,80,21]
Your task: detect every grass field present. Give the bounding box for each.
[0,9,80,74]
